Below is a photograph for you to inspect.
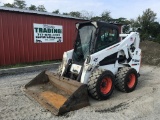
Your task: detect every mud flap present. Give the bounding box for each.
[24,71,89,115]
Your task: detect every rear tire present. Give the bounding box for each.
[88,69,115,100]
[115,67,138,92]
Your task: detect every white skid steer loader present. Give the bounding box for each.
[24,21,141,115]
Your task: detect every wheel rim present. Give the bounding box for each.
[127,73,136,88]
[100,77,112,94]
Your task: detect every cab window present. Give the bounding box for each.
[95,27,118,52]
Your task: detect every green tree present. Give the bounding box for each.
[149,22,160,38]
[130,19,140,32]
[63,12,69,15]
[13,0,26,9]
[91,10,111,22]
[69,11,81,17]
[156,34,160,43]
[108,17,131,33]
[110,17,125,24]
[91,16,101,21]
[37,5,47,12]
[3,3,14,7]
[137,8,157,40]
[2,0,26,9]
[52,9,60,14]
[90,10,110,21]
[80,10,94,20]
[28,4,37,10]
[64,10,94,19]
[101,10,111,22]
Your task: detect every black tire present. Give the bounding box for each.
[115,67,138,92]
[88,69,115,100]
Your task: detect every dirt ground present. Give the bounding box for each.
[0,65,160,120]
[140,41,160,66]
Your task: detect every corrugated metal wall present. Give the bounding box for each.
[0,10,84,66]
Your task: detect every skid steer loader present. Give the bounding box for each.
[24,21,141,115]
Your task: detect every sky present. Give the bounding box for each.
[0,0,160,21]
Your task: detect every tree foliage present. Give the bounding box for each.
[91,10,111,22]
[101,10,111,22]
[130,19,140,32]
[69,11,81,18]
[52,9,60,14]
[62,12,69,15]
[28,4,37,11]
[3,0,26,9]
[3,3,15,8]
[91,16,101,21]
[132,8,158,40]
[62,10,93,19]
[2,0,46,12]
[109,17,131,33]
[1,0,160,42]
[138,8,156,34]
[80,10,94,20]
[149,22,160,38]
[13,0,26,9]
[37,5,46,12]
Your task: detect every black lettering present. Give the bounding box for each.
[34,28,38,32]
[39,28,43,33]
[54,29,58,33]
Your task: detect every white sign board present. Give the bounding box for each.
[33,23,63,43]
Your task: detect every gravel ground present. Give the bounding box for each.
[140,41,160,66]
[0,65,160,120]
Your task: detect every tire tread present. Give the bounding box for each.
[115,67,137,92]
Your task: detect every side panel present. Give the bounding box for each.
[80,32,141,84]
[99,64,118,74]
[129,48,141,72]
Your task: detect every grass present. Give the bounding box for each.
[0,60,61,69]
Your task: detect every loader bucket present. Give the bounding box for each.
[24,71,89,115]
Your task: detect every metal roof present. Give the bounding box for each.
[0,6,86,20]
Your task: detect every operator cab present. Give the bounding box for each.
[65,21,120,80]
[72,21,120,65]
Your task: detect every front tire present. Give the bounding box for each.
[88,69,115,100]
[115,67,138,92]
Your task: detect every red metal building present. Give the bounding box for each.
[0,7,86,66]
[0,7,123,66]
